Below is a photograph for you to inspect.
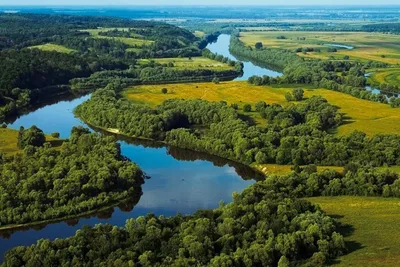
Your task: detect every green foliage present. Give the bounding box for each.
[255,41,263,49]
[17,125,45,149]
[243,103,252,112]
[76,82,400,167]
[0,126,144,227]
[293,88,304,101]
[2,175,346,266]
[161,88,168,94]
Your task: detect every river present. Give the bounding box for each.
[0,34,270,260]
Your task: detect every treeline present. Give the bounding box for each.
[229,34,301,70]
[2,171,345,267]
[361,23,400,34]
[202,48,244,73]
[0,126,144,227]
[70,50,244,92]
[75,81,400,168]
[267,165,400,198]
[232,35,398,106]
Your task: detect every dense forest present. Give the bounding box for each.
[0,126,144,227]
[75,80,400,168]
[2,168,346,267]
[5,164,400,266]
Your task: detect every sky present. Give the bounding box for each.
[2,0,400,6]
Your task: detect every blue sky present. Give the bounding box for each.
[3,1,400,5]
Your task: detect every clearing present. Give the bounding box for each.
[310,196,400,267]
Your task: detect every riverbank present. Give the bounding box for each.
[0,191,142,233]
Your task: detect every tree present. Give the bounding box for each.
[51,132,60,138]
[293,88,304,101]
[255,42,263,50]
[285,92,294,102]
[243,104,252,112]
[161,88,168,94]
[17,125,45,149]
[343,55,350,60]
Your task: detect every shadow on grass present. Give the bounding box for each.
[328,214,366,266]
[238,113,257,126]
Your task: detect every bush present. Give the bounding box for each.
[51,132,60,138]
[243,104,252,112]
[161,88,168,94]
[212,77,220,84]
[293,88,304,101]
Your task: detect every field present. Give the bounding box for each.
[253,163,344,176]
[239,31,400,65]
[138,57,234,71]
[123,81,400,136]
[310,196,400,266]
[28,43,76,54]
[368,68,400,88]
[81,28,153,47]
[193,30,205,37]
[0,128,63,155]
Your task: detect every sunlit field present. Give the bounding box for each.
[123,81,400,136]
[310,196,400,267]
[0,128,62,155]
[81,28,153,46]
[239,31,400,65]
[138,57,234,70]
[28,43,76,54]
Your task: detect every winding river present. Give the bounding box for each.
[0,34,277,261]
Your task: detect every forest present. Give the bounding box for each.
[75,80,400,168]
[0,13,243,123]
[2,168,346,267]
[0,126,144,227]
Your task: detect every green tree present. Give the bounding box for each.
[162,88,168,94]
[255,42,263,50]
[243,104,252,112]
[18,125,45,149]
[293,88,304,101]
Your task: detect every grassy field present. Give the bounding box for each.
[239,31,400,65]
[123,81,400,136]
[310,196,400,266]
[138,57,234,71]
[368,68,400,87]
[81,28,153,47]
[252,163,344,176]
[0,128,63,155]
[28,43,76,54]
[194,30,205,37]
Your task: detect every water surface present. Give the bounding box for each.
[206,34,283,80]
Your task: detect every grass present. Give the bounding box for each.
[138,57,234,71]
[368,68,400,87]
[123,81,400,136]
[309,196,400,266]
[252,164,344,176]
[0,128,63,155]
[28,43,76,54]
[239,31,400,65]
[81,28,153,47]
[194,30,205,37]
